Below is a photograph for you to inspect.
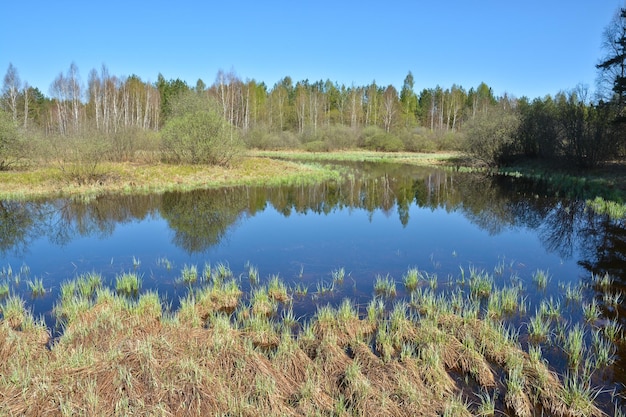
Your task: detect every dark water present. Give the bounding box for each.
[1,161,626,411]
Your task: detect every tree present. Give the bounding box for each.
[400,71,418,127]
[2,64,22,123]
[596,7,626,110]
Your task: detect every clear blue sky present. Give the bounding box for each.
[1,0,623,100]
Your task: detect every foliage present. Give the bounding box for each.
[359,126,404,152]
[463,103,520,167]
[161,106,241,166]
[0,110,24,170]
[52,132,111,185]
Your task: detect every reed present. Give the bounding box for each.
[527,311,551,341]
[115,272,142,296]
[374,273,396,298]
[591,272,613,289]
[76,272,102,298]
[28,278,46,297]
[267,274,289,303]
[532,269,550,289]
[156,256,173,270]
[0,283,9,299]
[564,324,586,368]
[582,299,600,322]
[331,267,346,285]
[180,264,199,285]
[246,262,259,285]
[468,267,493,297]
[402,267,420,292]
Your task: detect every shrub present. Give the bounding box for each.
[161,110,242,166]
[359,126,404,152]
[464,105,520,168]
[0,110,25,170]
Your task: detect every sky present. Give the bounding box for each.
[1,1,624,100]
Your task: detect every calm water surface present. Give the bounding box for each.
[1,161,625,411]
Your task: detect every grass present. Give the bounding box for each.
[532,268,550,289]
[0,269,610,417]
[0,156,345,200]
[179,264,199,285]
[28,278,46,297]
[115,272,142,296]
[374,273,396,298]
[402,267,420,292]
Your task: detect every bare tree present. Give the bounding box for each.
[2,63,21,122]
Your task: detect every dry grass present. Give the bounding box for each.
[0,278,606,417]
[0,156,339,200]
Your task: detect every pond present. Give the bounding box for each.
[1,161,625,413]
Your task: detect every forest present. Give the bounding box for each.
[1,8,625,176]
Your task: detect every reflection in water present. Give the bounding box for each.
[0,164,624,274]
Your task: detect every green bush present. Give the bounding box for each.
[0,110,24,170]
[464,105,520,167]
[359,126,404,152]
[161,110,241,165]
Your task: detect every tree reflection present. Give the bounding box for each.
[160,188,252,253]
[0,163,624,279]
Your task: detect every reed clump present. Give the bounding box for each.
[0,273,606,417]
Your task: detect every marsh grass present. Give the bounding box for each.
[532,269,550,289]
[402,267,420,292]
[0,282,9,299]
[0,260,613,416]
[468,267,493,297]
[28,277,46,297]
[374,273,396,298]
[331,267,346,285]
[179,264,199,285]
[115,272,142,296]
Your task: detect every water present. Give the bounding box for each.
[1,162,625,412]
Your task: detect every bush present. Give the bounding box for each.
[243,126,301,150]
[52,134,111,185]
[464,105,520,167]
[359,126,404,152]
[0,110,24,170]
[161,110,241,166]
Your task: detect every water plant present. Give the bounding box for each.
[564,323,586,368]
[246,262,259,285]
[468,266,493,297]
[532,269,550,289]
[28,278,46,297]
[402,267,420,292]
[331,267,345,285]
[156,256,173,270]
[0,283,9,299]
[582,299,600,322]
[315,280,334,296]
[180,264,199,285]
[115,272,142,296]
[76,272,102,298]
[527,311,551,341]
[374,273,396,298]
[292,283,308,297]
[591,272,613,289]
[132,256,141,269]
[267,274,289,303]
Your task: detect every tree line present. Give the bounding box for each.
[1,6,625,173]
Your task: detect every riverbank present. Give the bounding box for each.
[0,151,461,201]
